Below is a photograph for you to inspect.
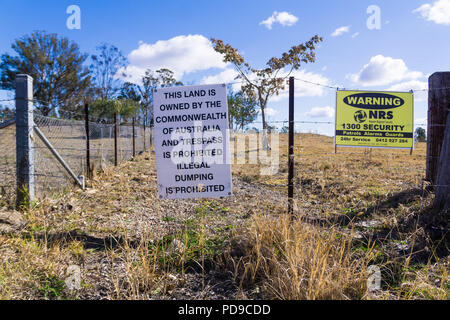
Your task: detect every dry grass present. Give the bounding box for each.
[217,212,449,300]
[0,234,83,299]
[0,132,448,300]
[218,214,370,299]
[227,133,448,300]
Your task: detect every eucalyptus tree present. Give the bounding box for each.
[90,43,127,100]
[211,35,322,149]
[121,68,182,127]
[0,31,91,116]
[228,91,259,131]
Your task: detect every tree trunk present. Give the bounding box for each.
[434,111,450,216]
[260,103,271,151]
[41,105,50,116]
[260,104,267,130]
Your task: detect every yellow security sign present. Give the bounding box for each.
[335,90,414,149]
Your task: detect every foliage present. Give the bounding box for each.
[228,90,259,131]
[90,98,139,122]
[120,82,141,103]
[0,31,91,116]
[121,68,182,127]
[90,43,128,100]
[39,275,66,299]
[0,105,14,122]
[211,36,322,135]
[141,68,182,126]
[414,127,426,142]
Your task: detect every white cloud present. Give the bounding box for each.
[351,32,359,38]
[260,11,299,29]
[348,55,423,86]
[200,68,240,91]
[387,80,427,91]
[413,0,450,25]
[265,108,278,116]
[387,80,428,101]
[119,34,227,83]
[331,26,350,37]
[305,106,335,118]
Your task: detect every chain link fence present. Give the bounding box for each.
[88,121,115,170]
[0,123,16,207]
[33,115,87,197]
[0,112,153,207]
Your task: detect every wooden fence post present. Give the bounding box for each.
[426,72,450,186]
[143,118,146,151]
[434,111,450,214]
[15,74,35,207]
[288,76,295,216]
[84,104,91,178]
[132,117,136,157]
[114,113,118,166]
[150,124,153,148]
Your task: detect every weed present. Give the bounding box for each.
[38,275,66,299]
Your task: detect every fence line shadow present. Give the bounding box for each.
[25,230,141,251]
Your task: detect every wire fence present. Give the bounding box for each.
[0,123,16,207]
[230,115,444,200]
[0,112,153,207]
[0,115,439,208]
[0,77,448,208]
[33,115,87,197]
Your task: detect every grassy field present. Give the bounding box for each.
[0,133,448,300]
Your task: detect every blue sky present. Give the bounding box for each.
[1,0,449,135]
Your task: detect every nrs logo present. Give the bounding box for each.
[354,109,394,122]
[354,110,367,123]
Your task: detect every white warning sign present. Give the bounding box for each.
[153,84,232,199]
